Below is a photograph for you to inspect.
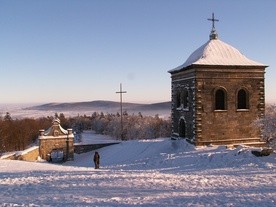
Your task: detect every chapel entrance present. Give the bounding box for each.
[179,119,186,138]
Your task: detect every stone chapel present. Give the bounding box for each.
[39,118,74,161]
[168,14,268,146]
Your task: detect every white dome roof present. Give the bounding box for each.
[169,38,266,73]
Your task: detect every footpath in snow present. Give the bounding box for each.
[0,133,275,207]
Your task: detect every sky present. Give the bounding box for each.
[0,0,275,104]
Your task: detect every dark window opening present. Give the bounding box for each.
[179,119,186,138]
[176,92,181,108]
[215,89,226,110]
[183,89,189,108]
[237,89,248,109]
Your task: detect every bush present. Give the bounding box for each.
[255,104,276,150]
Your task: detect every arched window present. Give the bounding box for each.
[215,89,226,110]
[182,89,189,108]
[237,89,249,109]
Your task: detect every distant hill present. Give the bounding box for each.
[24,100,171,117]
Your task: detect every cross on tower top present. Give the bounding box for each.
[208,13,219,30]
[207,13,219,40]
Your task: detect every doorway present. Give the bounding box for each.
[179,119,186,138]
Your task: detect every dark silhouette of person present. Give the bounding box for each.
[93,151,100,169]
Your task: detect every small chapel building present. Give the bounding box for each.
[39,118,74,161]
[168,14,268,146]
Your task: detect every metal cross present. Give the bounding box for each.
[208,13,219,30]
[116,83,127,140]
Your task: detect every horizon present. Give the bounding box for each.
[0,99,172,106]
[0,99,275,111]
[1,1,275,104]
[0,99,172,119]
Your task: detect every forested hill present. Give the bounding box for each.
[25,100,171,116]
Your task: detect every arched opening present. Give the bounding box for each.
[179,119,186,138]
[182,89,189,108]
[215,89,226,110]
[237,89,249,109]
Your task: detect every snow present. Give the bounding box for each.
[0,137,275,206]
[16,146,39,156]
[77,130,118,144]
[169,39,266,73]
[43,119,69,136]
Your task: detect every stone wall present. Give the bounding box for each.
[170,65,266,146]
[74,143,120,154]
[39,137,74,161]
[194,66,265,145]
[0,146,39,161]
[1,143,120,162]
[38,120,75,161]
[17,147,39,161]
[170,69,195,141]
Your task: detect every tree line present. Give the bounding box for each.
[1,104,274,154]
[0,112,87,153]
[0,112,171,154]
[90,112,171,140]
[0,112,52,153]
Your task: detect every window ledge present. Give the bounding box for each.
[214,110,227,112]
[176,107,189,111]
[236,109,249,112]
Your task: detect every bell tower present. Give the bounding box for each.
[168,14,267,146]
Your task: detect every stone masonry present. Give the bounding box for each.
[39,118,74,161]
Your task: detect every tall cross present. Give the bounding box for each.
[116,83,127,140]
[208,13,219,30]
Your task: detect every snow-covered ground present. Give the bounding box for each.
[0,137,275,207]
[77,130,118,144]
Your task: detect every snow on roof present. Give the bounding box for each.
[169,39,266,73]
[43,124,68,136]
[43,120,68,137]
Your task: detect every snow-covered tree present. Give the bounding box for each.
[255,104,276,149]
[90,111,171,140]
[4,112,12,121]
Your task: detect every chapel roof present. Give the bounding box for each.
[169,15,267,73]
[43,118,68,136]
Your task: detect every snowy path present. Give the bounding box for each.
[0,138,275,206]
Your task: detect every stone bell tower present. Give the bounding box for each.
[168,13,267,146]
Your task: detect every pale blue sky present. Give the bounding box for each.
[0,0,275,104]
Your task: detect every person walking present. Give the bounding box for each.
[93,151,100,169]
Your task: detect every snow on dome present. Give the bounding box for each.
[43,119,68,136]
[169,39,266,73]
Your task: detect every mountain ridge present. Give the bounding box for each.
[25,100,171,116]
